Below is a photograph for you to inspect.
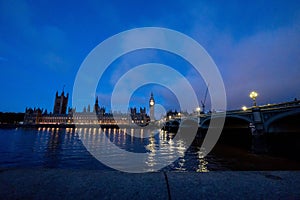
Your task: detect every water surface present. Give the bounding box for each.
[0,128,299,171]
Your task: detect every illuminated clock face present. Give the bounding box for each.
[150,100,154,106]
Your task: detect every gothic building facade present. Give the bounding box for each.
[130,107,149,125]
[53,91,68,114]
[24,91,153,126]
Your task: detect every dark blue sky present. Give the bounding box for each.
[1,0,300,113]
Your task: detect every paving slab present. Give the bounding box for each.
[1,169,300,199]
[0,169,168,200]
[166,171,300,199]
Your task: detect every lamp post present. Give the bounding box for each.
[249,91,258,106]
[196,107,201,124]
[178,112,181,118]
[196,107,201,115]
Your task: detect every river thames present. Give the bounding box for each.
[1,128,300,171]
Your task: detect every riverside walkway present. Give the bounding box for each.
[0,169,300,199]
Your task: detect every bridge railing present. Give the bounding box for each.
[258,100,300,110]
[198,100,300,119]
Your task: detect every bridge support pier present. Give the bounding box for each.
[251,107,265,136]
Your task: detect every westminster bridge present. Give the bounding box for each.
[199,100,300,135]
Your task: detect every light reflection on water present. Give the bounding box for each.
[77,127,206,172]
[2,128,300,171]
[0,128,210,172]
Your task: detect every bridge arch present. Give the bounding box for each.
[265,109,300,132]
[200,114,252,128]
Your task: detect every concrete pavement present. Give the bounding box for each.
[0,169,300,199]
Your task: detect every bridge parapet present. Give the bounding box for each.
[258,100,300,110]
[260,104,300,121]
[198,100,300,135]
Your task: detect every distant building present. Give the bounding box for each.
[24,91,151,126]
[130,107,150,125]
[53,91,68,114]
[93,96,105,116]
[24,106,72,125]
[166,110,181,121]
[24,107,43,124]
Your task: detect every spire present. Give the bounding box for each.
[95,96,99,105]
[61,85,66,96]
[150,92,154,101]
[94,96,99,113]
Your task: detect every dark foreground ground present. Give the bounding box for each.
[0,169,300,199]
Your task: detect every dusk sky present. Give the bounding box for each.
[1,0,300,114]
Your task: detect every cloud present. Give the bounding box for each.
[1,0,300,112]
[210,23,300,108]
[0,0,70,72]
[183,4,300,109]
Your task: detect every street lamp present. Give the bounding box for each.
[249,91,258,106]
[196,107,201,124]
[242,106,247,111]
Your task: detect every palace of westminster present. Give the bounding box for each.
[24,90,156,126]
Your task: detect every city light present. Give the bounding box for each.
[249,91,258,106]
[242,106,247,111]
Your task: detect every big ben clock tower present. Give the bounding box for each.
[149,92,155,122]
